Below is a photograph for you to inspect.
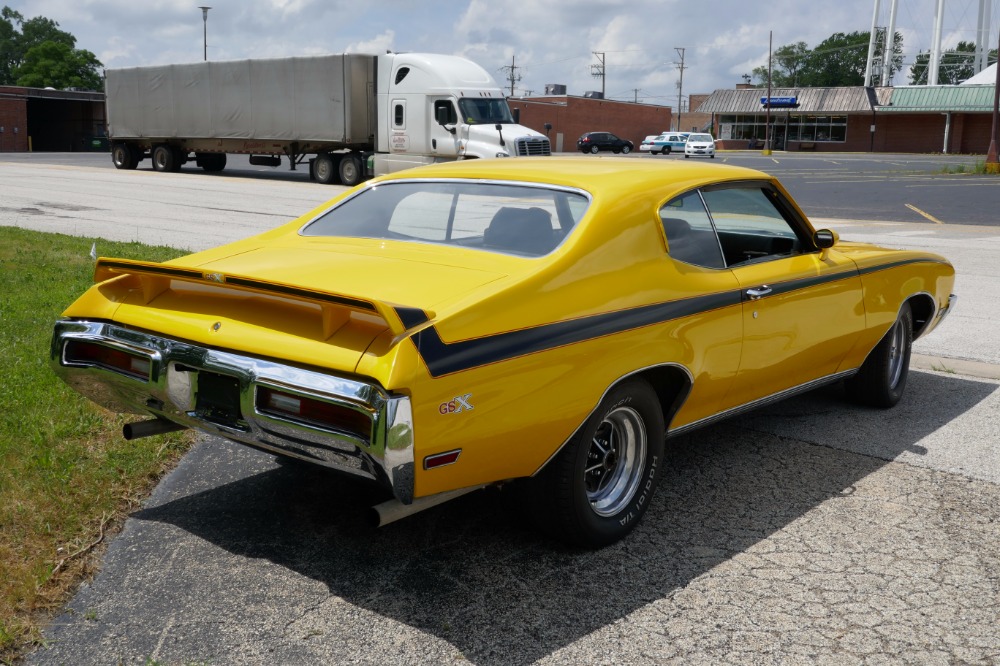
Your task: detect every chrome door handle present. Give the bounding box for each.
[746,285,772,300]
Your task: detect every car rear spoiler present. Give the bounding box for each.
[93,257,430,339]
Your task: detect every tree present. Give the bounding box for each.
[751,31,903,88]
[751,41,810,87]
[909,41,998,85]
[15,40,102,90]
[0,5,102,88]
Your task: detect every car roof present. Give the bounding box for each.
[370,156,768,196]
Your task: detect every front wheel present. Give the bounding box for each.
[621,145,632,154]
[589,145,599,154]
[662,146,671,155]
[531,378,665,547]
[845,302,913,407]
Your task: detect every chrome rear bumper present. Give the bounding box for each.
[50,319,414,503]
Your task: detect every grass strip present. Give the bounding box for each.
[0,227,193,661]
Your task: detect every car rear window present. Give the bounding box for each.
[300,181,591,257]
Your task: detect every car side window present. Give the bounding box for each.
[659,191,726,269]
[700,187,804,267]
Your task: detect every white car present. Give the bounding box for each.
[639,135,659,152]
[684,133,716,159]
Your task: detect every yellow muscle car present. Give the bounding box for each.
[50,157,956,547]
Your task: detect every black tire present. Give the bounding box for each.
[663,146,671,155]
[196,152,226,172]
[152,145,180,172]
[532,378,665,547]
[313,154,336,184]
[111,143,139,170]
[845,302,913,408]
[338,154,363,186]
[621,144,632,154]
[684,154,690,159]
[589,145,599,154]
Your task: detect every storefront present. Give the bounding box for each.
[698,84,995,154]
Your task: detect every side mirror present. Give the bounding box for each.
[814,228,839,249]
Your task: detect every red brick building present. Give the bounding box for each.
[507,95,671,153]
[0,86,105,152]
[696,84,998,153]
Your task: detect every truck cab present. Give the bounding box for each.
[374,53,550,176]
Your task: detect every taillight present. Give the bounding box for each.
[64,340,151,380]
[256,386,372,439]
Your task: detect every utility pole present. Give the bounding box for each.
[674,48,686,131]
[764,32,773,156]
[498,55,522,97]
[591,52,606,97]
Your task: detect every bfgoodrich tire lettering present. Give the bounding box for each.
[846,302,913,408]
[534,378,665,547]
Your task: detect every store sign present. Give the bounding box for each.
[760,96,799,108]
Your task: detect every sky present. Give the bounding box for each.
[6,0,1000,105]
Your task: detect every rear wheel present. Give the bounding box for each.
[313,153,336,184]
[196,153,226,172]
[338,154,363,186]
[152,145,181,172]
[845,302,913,407]
[531,378,665,547]
[111,143,139,170]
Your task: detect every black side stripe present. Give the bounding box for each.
[408,257,947,378]
[412,290,741,377]
[856,257,950,276]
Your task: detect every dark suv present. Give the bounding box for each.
[577,132,633,154]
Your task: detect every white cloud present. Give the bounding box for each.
[4,0,994,96]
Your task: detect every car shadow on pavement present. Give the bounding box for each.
[113,370,996,665]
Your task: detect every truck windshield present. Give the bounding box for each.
[458,98,515,125]
[300,180,590,257]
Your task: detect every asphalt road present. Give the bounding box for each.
[3,154,998,665]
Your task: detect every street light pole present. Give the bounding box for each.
[198,6,211,61]
[987,25,1000,174]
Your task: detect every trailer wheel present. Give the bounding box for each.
[152,145,181,172]
[196,153,227,172]
[111,143,139,170]
[313,154,336,184]
[339,155,362,186]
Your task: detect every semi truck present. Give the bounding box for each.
[105,52,551,185]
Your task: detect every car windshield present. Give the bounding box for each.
[688,134,713,142]
[301,181,591,257]
[458,98,515,125]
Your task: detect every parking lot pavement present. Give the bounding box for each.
[28,371,1000,665]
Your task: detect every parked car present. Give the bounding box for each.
[577,131,633,154]
[651,132,690,154]
[684,133,717,158]
[639,135,660,152]
[51,157,955,547]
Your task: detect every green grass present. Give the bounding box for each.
[939,159,994,175]
[0,227,193,662]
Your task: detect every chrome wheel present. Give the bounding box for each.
[887,319,906,389]
[585,405,647,517]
